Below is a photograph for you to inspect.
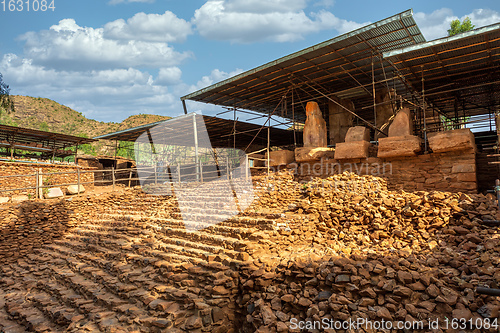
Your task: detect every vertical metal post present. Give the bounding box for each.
[292,87,296,146]
[462,100,466,129]
[112,166,115,191]
[226,157,230,180]
[372,52,377,130]
[245,154,249,181]
[128,170,133,187]
[199,161,203,183]
[9,134,14,160]
[422,66,428,152]
[233,108,236,150]
[193,114,199,182]
[35,169,39,200]
[496,179,500,210]
[77,168,81,196]
[267,117,270,178]
[38,168,43,199]
[177,162,181,186]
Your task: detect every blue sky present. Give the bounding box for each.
[0,0,499,123]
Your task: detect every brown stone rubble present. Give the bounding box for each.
[0,170,499,332]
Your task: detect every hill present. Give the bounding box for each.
[0,95,171,156]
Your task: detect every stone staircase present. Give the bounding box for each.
[0,177,280,332]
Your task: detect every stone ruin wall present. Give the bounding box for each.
[272,100,480,194]
[0,161,95,198]
[295,150,477,194]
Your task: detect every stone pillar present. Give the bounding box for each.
[375,88,396,140]
[303,102,327,147]
[328,97,354,145]
[378,108,422,158]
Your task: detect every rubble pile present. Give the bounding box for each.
[240,171,500,332]
[0,201,76,263]
[0,170,498,332]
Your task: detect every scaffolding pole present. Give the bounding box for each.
[422,66,428,152]
[193,114,199,182]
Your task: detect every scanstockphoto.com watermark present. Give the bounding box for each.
[269,159,393,178]
[290,317,499,331]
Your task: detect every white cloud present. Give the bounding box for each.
[191,68,245,92]
[193,0,366,43]
[155,67,183,85]
[224,0,308,14]
[414,8,500,41]
[109,0,154,4]
[104,11,193,43]
[467,9,500,30]
[20,18,192,70]
[0,54,181,122]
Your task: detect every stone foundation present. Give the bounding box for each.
[294,149,477,193]
[378,135,422,158]
[295,147,335,162]
[428,129,477,153]
[266,150,295,166]
[0,161,95,198]
[334,140,370,160]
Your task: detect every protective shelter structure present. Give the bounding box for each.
[0,124,96,161]
[180,10,500,147]
[181,9,427,143]
[180,9,500,193]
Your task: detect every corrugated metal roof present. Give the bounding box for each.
[94,113,299,150]
[181,9,425,123]
[0,124,96,157]
[383,22,500,119]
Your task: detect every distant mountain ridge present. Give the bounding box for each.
[0,95,171,156]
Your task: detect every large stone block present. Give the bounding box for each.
[11,195,28,203]
[428,129,476,153]
[295,147,335,162]
[329,97,354,145]
[388,107,413,137]
[452,164,476,173]
[266,150,295,166]
[334,141,370,160]
[303,102,327,147]
[67,184,86,195]
[44,187,64,199]
[378,136,422,158]
[345,126,370,142]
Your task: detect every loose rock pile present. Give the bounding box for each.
[0,170,498,332]
[240,171,500,332]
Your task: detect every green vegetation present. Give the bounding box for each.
[0,73,14,113]
[448,17,475,36]
[4,95,171,158]
[39,121,49,132]
[440,115,471,130]
[116,141,135,159]
[0,106,18,126]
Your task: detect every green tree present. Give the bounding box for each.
[116,141,135,159]
[448,17,475,36]
[76,133,97,156]
[0,73,14,113]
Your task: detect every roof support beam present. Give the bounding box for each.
[298,77,387,136]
